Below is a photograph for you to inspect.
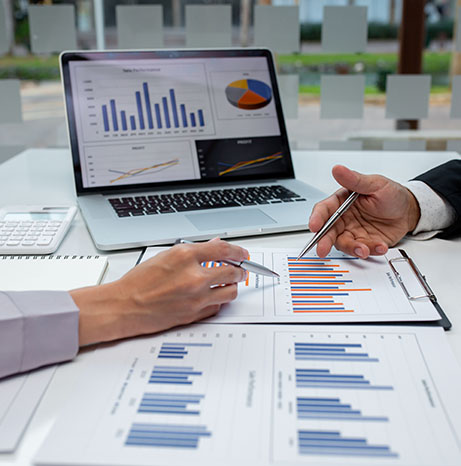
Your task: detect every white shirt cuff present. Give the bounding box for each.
[404,180,457,239]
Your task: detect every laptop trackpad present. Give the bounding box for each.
[186,208,276,231]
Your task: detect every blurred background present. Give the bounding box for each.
[0,0,460,161]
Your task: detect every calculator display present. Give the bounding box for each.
[3,212,67,221]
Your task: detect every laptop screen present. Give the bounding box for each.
[61,49,294,194]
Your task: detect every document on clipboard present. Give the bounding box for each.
[140,247,449,328]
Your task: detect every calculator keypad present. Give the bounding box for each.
[0,220,63,248]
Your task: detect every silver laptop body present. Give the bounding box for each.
[60,48,324,250]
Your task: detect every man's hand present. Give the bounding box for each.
[72,239,248,346]
[309,165,421,258]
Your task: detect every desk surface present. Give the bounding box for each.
[1,148,460,465]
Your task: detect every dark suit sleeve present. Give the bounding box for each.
[413,159,461,238]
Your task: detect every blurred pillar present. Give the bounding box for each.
[172,0,181,27]
[451,0,461,81]
[396,0,425,130]
[94,0,105,50]
[240,0,251,47]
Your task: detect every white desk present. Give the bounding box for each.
[1,148,460,466]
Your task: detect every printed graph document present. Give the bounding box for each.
[35,325,461,466]
[141,247,441,323]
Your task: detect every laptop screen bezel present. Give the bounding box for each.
[60,48,295,195]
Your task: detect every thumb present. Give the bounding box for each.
[332,165,386,196]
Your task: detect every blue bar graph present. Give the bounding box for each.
[297,397,389,422]
[155,103,162,129]
[100,83,205,133]
[139,393,204,415]
[130,115,136,130]
[296,369,393,390]
[149,366,202,385]
[294,342,379,362]
[135,91,145,130]
[126,423,211,449]
[198,109,204,127]
[102,105,109,132]
[162,97,171,129]
[143,82,154,130]
[158,342,213,360]
[298,430,398,457]
[180,104,188,127]
[110,99,118,131]
[169,89,179,128]
[120,111,127,131]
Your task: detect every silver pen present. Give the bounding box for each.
[175,239,279,278]
[297,191,360,260]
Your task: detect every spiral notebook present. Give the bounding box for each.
[0,254,108,291]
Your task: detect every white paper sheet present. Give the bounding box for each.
[139,247,441,324]
[0,366,55,452]
[35,325,461,465]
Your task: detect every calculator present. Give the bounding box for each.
[0,206,77,254]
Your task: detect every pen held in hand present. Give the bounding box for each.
[297,191,360,260]
[175,239,279,278]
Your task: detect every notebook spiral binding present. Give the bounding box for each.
[1,255,100,260]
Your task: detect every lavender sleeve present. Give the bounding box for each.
[0,291,79,379]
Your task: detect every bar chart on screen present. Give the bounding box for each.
[35,325,461,466]
[72,62,215,142]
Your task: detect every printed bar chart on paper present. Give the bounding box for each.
[35,324,461,466]
[141,247,441,324]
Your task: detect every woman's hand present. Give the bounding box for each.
[71,239,248,346]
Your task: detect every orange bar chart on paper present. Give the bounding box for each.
[140,247,441,324]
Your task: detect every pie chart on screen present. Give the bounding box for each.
[225,79,272,110]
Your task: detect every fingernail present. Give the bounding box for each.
[354,247,363,257]
[376,245,386,254]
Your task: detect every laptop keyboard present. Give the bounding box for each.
[108,185,306,218]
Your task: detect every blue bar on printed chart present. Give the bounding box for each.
[162,97,171,128]
[295,369,393,390]
[190,113,196,127]
[102,105,109,131]
[158,342,213,360]
[294,342,379,362]
[149,366,203,385]
[169,89,179,128]
[143,82,154,129]
[154,103,162,129]
[126,423,211,449]
[135,91,145,130]
[180,104,188,127]
[298,430,398,458]
[297,397,389,422]
[120,111,127,131]
[139,393,204,415]
[110,100,118,131]
[198,109,204,126]
[130,115,136,130]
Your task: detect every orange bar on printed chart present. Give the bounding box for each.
[287,255,372,314]
[203,258,250,287]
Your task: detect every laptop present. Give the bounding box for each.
[60,49,324,250]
